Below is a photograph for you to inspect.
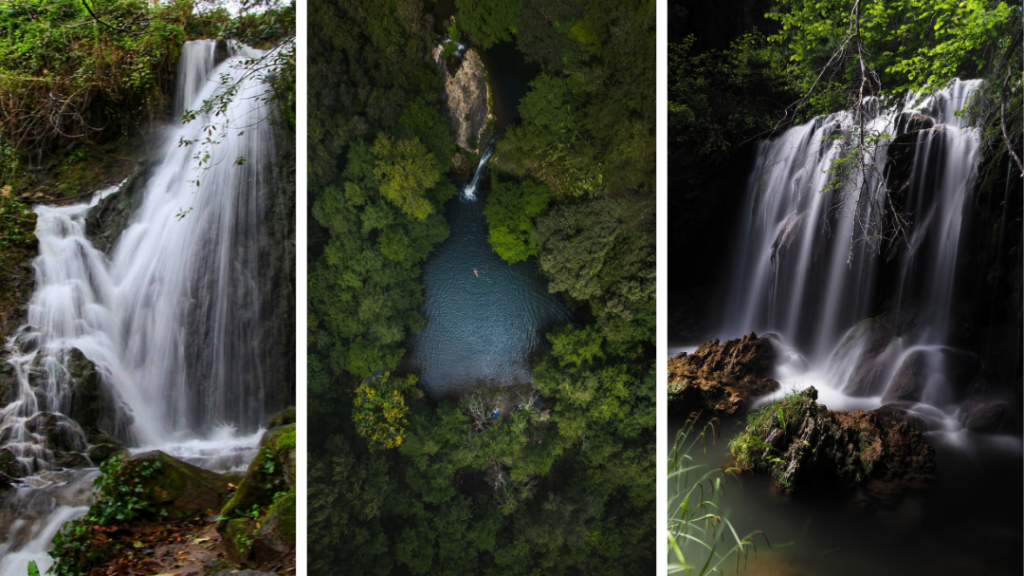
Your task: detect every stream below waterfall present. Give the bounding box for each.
[671,79,1023,574]
[0,39,283,573]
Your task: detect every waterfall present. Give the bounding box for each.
[0,39,283,571]
[720,79,1002,429]
[463,146,494,200]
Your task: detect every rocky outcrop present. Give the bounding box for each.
[731,387,935,502]
[434,45,492,153]
[667,332,779,416]
[218,421,296,563]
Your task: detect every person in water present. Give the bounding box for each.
[473,269,479,277]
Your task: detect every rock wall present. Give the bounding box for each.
[434,45,493,153]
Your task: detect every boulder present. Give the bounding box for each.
[65,348,132,441]
[882,347,983,404]
[117,451,232,520]
[252,489,296,561]
[837,310,920,396]
[667,332,779,417]
[24,412,88,454]
[731,387,935,502]
[959,399,1020,434]
[87,432,128,465]
[266,406,296,429]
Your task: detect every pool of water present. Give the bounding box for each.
[668,417,1024,576]
[404,184,574,399]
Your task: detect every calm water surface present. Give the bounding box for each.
[669,417,1023,576]
[405,186,574,398]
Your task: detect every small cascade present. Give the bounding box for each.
[463,146,494,200]
[721,79,1010,443]
[0,470,97,576]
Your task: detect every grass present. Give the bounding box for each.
[669,419,770,575]
[728,390,811,472]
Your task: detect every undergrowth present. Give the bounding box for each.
[48,455,165,576]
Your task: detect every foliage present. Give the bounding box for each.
[0,0,294,193]
[372,134,443,221]
[49,455,166,576]
[0,0,185,178]
[484,172,550,263]
[0,193,35,270]
[669,420,768,575]
[536,197,656,342]
[352,371,418,451]
[766,0,1016,118]
[498,0,656,199]
[455,0,520,49]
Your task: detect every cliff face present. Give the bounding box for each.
[434,45,492,153]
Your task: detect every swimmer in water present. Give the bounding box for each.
[473,269,479,277]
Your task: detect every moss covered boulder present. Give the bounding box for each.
[218,422,296,562]
[668,332,779,417]
[730,387,935,502]
[117,451,232,519]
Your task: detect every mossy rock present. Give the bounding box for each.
[222,517,257,564]
[253,489,296,560]
[0,449,20,477]
[119,451,232,520]
[218,423,295,526]
[266,407,296,429]
[87,441,128,466]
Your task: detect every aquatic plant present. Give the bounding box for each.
[669,419,768,575]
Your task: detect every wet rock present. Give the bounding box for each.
[0,449,19,477]
[731,387,935,501]
[118,451,232,520]
[266,406,296,429]
[882,348,983,403]
[838,310,920,396]
[959,399,1020,434]
[85,163,151,254]
[87,432,128,465]
[667,332,779,417]
[434,45,492,153]
[894,112,936,137]
[24,412,88,454]
[66,348,132,442]
[872,403,929,433]
[0,361,19,406]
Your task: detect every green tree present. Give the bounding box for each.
[484,174,550,263]
[372,134,444,221]
[455,0,521,49]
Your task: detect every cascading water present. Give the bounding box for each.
[720,79,1016,446]
[463,146,494,200]
[0,39,285,573]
